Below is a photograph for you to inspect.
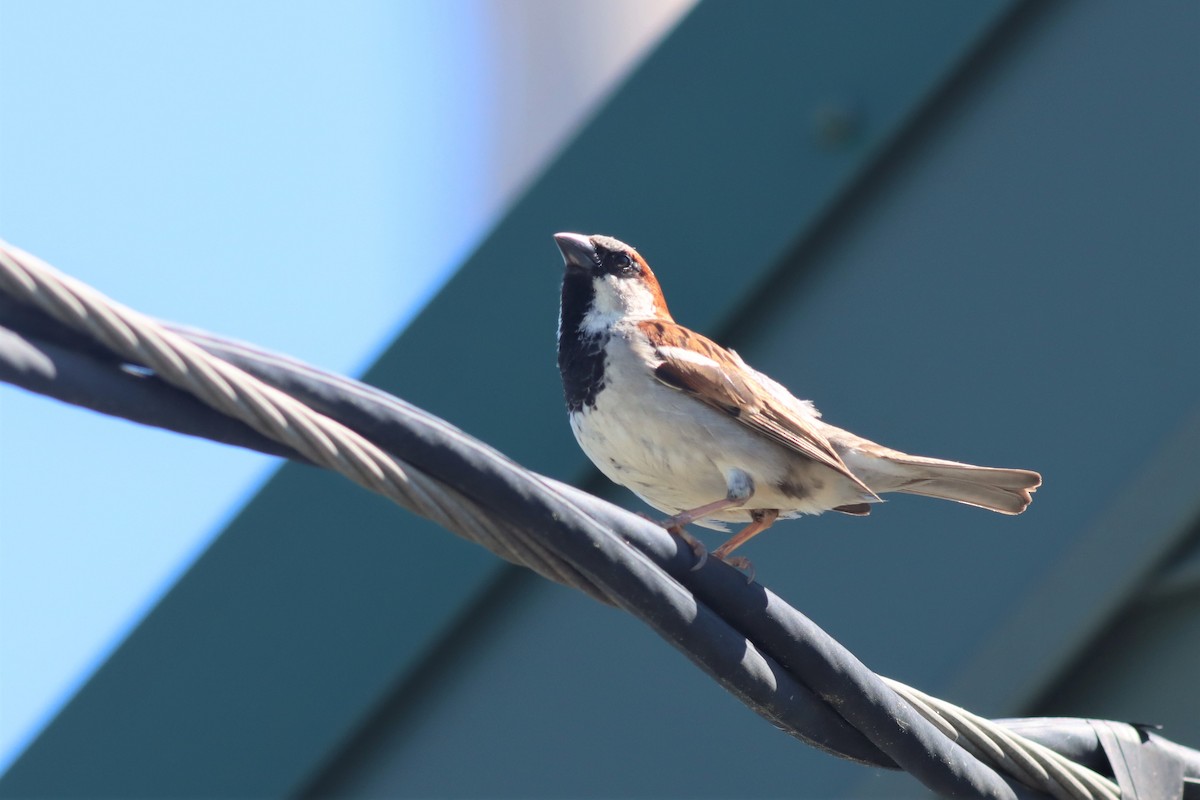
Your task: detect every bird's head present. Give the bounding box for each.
[554,232,671,329]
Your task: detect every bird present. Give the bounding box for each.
[553,232,1041,574]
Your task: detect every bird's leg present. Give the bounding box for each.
[712,509,779,583]
[658,469,756,572]
[658,497,740,572]
[659,496,747,531]
[712,508,780,559]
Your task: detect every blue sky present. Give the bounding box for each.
[0,0,493,772]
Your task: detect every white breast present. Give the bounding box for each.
[568,327,863,528]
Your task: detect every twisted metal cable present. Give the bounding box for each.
[884,680,1119,800]
[0,239,1125,800]
[0,241,610,602]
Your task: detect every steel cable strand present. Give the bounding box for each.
[170,330,625,599]
[883,680,1121,800]
[0,307,606,598]
[0,241,601,597]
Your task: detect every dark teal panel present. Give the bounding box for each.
[0,1,1019,797]
[1038,569,1200,737]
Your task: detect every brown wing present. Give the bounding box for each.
[639,320,876,497]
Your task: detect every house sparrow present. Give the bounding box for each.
[554,232,1041,573]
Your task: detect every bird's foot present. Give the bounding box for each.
[720,556,748,582]
[672,526,709,572]
[716,554,756,584]
[649,513,709,571]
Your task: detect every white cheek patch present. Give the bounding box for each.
[581,275,660,333]
[580,305,616,336]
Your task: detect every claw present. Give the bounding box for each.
[674,525,709,571]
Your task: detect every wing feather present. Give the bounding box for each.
[642,321,875,498]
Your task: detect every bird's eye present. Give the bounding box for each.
[612,253,636,276]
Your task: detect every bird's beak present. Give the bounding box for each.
[554,232,597,272]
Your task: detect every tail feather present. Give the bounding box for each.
[844,449,1041,515]
[892,473,1037,514]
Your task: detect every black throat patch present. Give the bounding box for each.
[557,270,608,413]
